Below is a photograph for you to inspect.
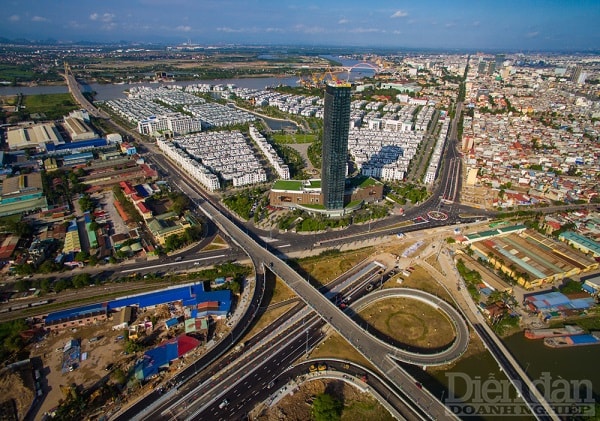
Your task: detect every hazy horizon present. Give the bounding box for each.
[2,0,599,52]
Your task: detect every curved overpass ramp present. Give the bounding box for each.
[347,288,469,365]
[195,198,461,419]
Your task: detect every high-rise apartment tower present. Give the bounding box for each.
[321,82,351,210]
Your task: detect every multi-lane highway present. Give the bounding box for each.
[62,77,563,420]
[187,196,462,419]
[124,260,438,421]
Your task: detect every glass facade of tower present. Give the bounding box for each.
[321,83,351,210]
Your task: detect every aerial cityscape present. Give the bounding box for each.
[0,2,599,421]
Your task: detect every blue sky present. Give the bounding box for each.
[2,0,599,50]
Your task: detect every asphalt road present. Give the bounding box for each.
[346,288,469,365]
[187,198,460,419]
[63,81,578,420]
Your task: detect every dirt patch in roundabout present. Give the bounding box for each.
[354,297,456,353]
[257,378,394,421]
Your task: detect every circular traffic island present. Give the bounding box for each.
[355,297,456,354]
[427,210,448,221]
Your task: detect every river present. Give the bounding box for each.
[502,331,600,401]
[0,55,375,100]
[0,76,304,131]
[403,330,600,420]
[0,76,301,100]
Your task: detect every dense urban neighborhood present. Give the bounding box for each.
[0,39,599,421]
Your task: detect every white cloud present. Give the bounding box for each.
[175,25,192,32]
[338,18,349,25]
[445,22,456,28]
[391,10,408,18]
[9,15,20,22]
[349,27,382,33]
[265,27,284,33]
[526,31,540,38]
[217,27,244,33]
[32,16,48,22]
[90,12,115,23]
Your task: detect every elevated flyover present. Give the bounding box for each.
[196,198,466,419]
[63,62,110,119]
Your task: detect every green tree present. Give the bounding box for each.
[15,279,32,293]
[75,251,89,262]
[78,194,95,212]
[40,278,52,293]
[53,278,70,292]
[170,193,191,215]
[39,260,61,274]
[72,273,92,288]
[125,339,144,354]
[0,319,29,361]
[312,393,343,421]
[112,368,127,385]
[560,279,582,294]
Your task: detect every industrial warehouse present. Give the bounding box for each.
[459,225,599,289]
[41,282,232,331]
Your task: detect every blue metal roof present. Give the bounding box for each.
[44,283,231,327]
[571,334,599,345]
[45,302,107,324]
[165,317,180,328]
[63,152,94,162]
[45,138,108,152]
[108,284,231,313]
[134,184,150,198]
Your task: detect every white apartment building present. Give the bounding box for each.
[138,113,201,136]
[249,125,290,180]
[156,138,220,191]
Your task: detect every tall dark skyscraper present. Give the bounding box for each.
[321,82,351,210]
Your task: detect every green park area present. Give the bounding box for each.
[0,64,60,85]
[2,93,80,122]
[22,93,78,120]
[271,132,317,144]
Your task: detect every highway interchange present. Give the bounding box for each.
[48,80,578,420]
[122,112,564,419]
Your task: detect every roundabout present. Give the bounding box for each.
[426,210,448,221]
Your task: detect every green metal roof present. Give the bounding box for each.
[559,231,600,254]
[497,224,526,233]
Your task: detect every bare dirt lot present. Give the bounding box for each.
[0,368,35,420]
[256,378,395,421]
[24,322,131,419]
